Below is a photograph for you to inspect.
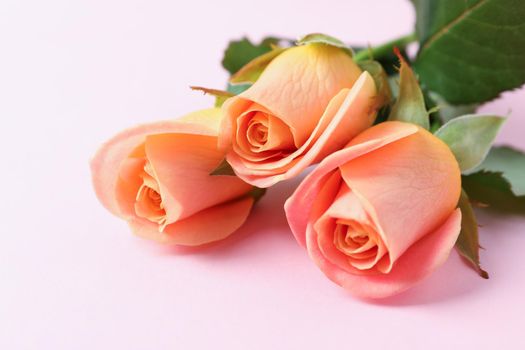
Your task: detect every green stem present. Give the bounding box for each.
[354,33,417,62]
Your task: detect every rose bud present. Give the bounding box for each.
[219,43,378,188]
[91,108,258,246]
[285,121,462,298]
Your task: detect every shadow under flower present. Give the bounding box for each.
[154,176,302,257]
[139,174,515,306]
[361,252,484,306]
[364,207,521,306]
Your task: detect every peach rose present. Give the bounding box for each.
[285,121,462,298]
[91,108,257,246]
[219,43,378,188]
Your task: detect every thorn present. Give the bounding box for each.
[393,46,404,62]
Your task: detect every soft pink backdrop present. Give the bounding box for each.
[1,0,524,349]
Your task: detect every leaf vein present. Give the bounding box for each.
[420,0,487,52]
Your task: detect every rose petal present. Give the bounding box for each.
[324,186,370,224]
[129,196,254,246]
[316,186,389,272]
[306,208,462,299]
[234,106,294,157]
[285,122,418,245]
[241,45,362,145]
[230,72,377,187]
[339,124,461,268]
[91,108,222,218]
[144,133,253,223]
[115,157,147,218]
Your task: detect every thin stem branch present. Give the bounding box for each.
[354,33,417,62]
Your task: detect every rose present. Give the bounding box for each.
[219,43,378,188]
[91,108,257,246]
[284,121,462,298]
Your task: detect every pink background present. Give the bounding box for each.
[1,0,524,348]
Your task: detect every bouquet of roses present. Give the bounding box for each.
[91,0,525,299]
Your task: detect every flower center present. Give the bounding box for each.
[134,161,168,231]
[235,108,296,158]
[147,187,162,206]
[333,220,386,271]
[247,120,269,148]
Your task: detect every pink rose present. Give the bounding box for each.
[91,108,256,246]
[285,121,462,298]
[219,44,378,188]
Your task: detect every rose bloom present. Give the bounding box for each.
[219,43,378,188]
[285,121,462,298]
[91,108,257,246]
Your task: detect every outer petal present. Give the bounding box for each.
[230,72,377,187]
[241,44,362,145]
[129,196,254,246]
[144,133,253,223]
[284,122,418,246]
[218,98,252,151]
[306,209,462,299]
[90,108,222,218]
[339,123,461,268]
[115,157,147,219]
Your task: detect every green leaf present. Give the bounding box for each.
[462,171,525,213]
[456,189,489,279]
[210,159,236,176]
[412,0,525,104]
[427,92,478,123]
[469,146,525,196]
[435,114,505,172]
[227,83,252,95]
[462,146,525,213]
[190,86,234,107]
[357,60,393,109]
[297,33,353,55]
[388,48,430,129]
[222,37,280,75]
[229,48,286,84]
